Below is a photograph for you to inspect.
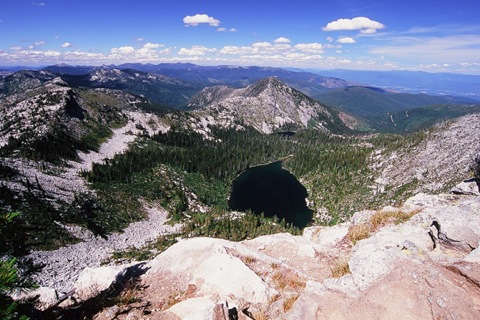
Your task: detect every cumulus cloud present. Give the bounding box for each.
[323,17,385,33]
[252,42,272,48]
[178,45,216,56]
[337,37,356,44]
[183,14,220,27]
[110,46,136,54]
[143,42,162,49]
[219,45,253,55]
[108,42,169,61]
[61,42,71,48]
[34,41,46,46]
[229,28,238,32]
[360,28,378,34]
[294,43,324,53]
[274,37,291,43]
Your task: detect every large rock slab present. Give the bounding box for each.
[55,191,480,319]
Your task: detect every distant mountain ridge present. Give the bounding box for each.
[315,86,480,132]
[59,68,202,108]
[44,63,356,98]
[314,69,480,99]
[3,65,480,134]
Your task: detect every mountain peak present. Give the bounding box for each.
[242,76,286,97]
[187,77,349,134]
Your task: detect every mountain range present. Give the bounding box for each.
[3,63,480,134]
[310,69,480,99]
[1,63,480,318]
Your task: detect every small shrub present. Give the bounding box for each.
[347,224,370,244]
[330,259,351,278]
[243,255,257,264]
[252,310,270,320]
[268,293,281,305]
[370,209,419,231]
[162,289,183,310]
[115,279,141,306]
[270,263,280,270]
[283,295,299,312]
[271,270,305,292]
[348,209,419,245]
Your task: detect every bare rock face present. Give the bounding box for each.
[186,77,345,134]
[55,181,480,319]
[373,114,480,198]
[451,180,480,195]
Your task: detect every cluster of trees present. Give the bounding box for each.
[84,124,374,225]
[182,208,301,241]
[0,211,31,320]
[85,125,366,185]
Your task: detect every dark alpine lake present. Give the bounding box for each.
[228,160,313,228]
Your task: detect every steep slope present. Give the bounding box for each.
[0,75,171,252]
[186,77,352,134]
[372,113,480,202]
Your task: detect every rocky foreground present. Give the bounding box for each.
[17,181,480,319]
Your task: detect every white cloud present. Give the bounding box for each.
[143,42,162,49]
[110,46,136,54]
[44,50,60,57]
[337,37,356,44]
[34,41,46,46]
[360,28,378,34]
[217,27,238,32]
[326,37,333,42]
[61,42,71,48]
[274,43,292,51]
[219,45,254,55]
[178,45,216,56]
[108,42,170,61]
[274,37,291,43]
[10,46,22,50]
[323,17,385,33]
[252,42,272,48]
[294,43,324,53]
[183,14,220,27]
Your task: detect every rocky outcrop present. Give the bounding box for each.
[33,181,480,319]
[186,77,348,134]
[373,114,480,198]
[24,204,180,293]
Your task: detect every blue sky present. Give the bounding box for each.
[1,0,480,73]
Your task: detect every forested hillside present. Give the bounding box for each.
[1,67,478,256]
